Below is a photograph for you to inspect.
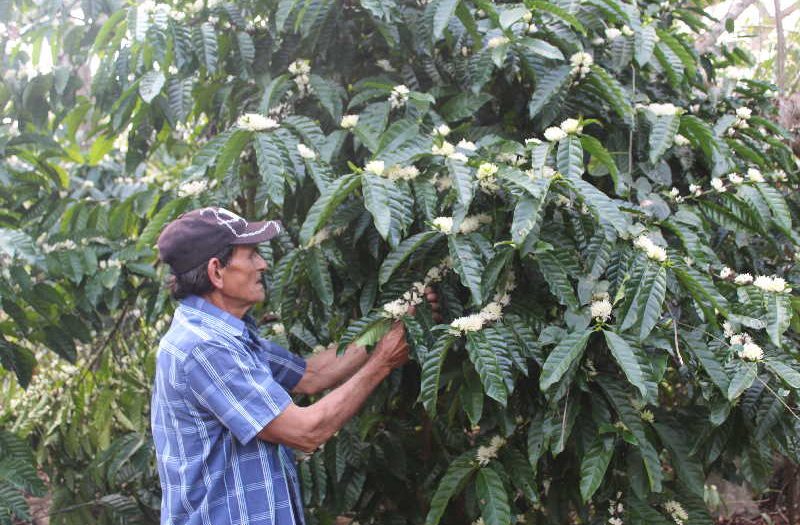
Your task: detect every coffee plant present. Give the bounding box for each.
[1,0,799,523]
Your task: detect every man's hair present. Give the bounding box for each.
[167,245,235,300]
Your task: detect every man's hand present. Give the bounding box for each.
[371,321,409,370]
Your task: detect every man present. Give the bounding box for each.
[151,207,416,525]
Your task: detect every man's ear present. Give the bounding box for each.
[207,257,225,289]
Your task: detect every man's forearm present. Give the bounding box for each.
[258,356,390,451]
[292,343,369,395]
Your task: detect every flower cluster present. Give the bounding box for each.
[381,260,451,319]
[476,435,506,466]
[178,179,208,197]
[544,118,582,142]
[569,52,593,78]
[431,140,469,162]
[431,214,491,235]
[340,114,359,129]
[724,326,764,362]
[476,162,499,192]
[237,113,279,131]
[272,323,285,335]
[450,275,515,334]
[633,235,667,262]
[645,102,682,116]
[607,492,625,525]
[662,500,688,525]
[590,296,613,322]
[389,84,410,109]
[383,165,420,182]
[667,187,684,203]
[288,59,312,96]
[674,134,690,146]
[710,177,725,192]
[640,409,655,423]
[487,36,509,49]
[733,107,751,129]
[747,167,765,182]
[297,143,316,160]
[99,259,124,270]
[41,240,78,253]
[435,124,451,137]
[753,274,789,293]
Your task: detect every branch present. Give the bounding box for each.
[774,0,786,95]
[694,0,759,53]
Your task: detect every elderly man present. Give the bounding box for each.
[151,207,417,525]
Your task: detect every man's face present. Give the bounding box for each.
[216,245,268,308]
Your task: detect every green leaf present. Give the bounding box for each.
[528,66,571,118]
[557,135,584,179]
[647,114,680,164]
[635,24,657,65]
[299,174,361,244]
[580,134,620,189]
[764,359,800,389]
[418,334,456,416]
[755,183,792,233]
[448,159,475,208]
[197,23,218,72]
[254,133,287,208]
[138,70,165,103]
[727,362,757,401]
[307,247,334,306]
[579,437,614,502]
[586,65,633,124]
[425,452,477,525]
[652,420,705,497]
[475,467,510,525]
[426,0,460,40]
[536,250,579,309]
[638,265,667,340]
[540,329,591,391]
[527,0,586,33]
[466,331,508,406]
[604,330,648,398]
[765,292,792,347]
[448,235,485,305]
[213,129,251,179]
[687,341,730,394]
[309,74,343,121]
[379,231,442,285]
[362,174,394,241]
[565,174,629,234]
[0,338,36,388]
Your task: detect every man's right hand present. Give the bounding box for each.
[371,321,409,370]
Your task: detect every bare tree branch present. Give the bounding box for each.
[694,0,760,53]
[774,0,786,95]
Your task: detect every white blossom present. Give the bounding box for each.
[297,143,316,160]
[432,141,456,157]
[383,299,410,318]
[449,152,468,163]
[735,107,752,120]
[753,275,788,293]
[728,173,743,184]
[272,323,285,335]
[710,178,726,192]
[646,102,681,116]
[739,342,764,361]
[722,321,735,338]
[376,59,395,72]
[435,124,451,136]
[640,409,655,423]
[477,162,500,192]
[689,183,701,196]
[605,27,622,40]
[674,134,690,146]
[747,168,764,182]
[432,216,454,234]
[237,113,279,131]
[569,52,593,77]
[340,114,359,129]
[384,165,420,181]
[365,160,385,176]
[487,36,510,49]
[287,59,311,76]
[389,84,410,109]
[663,501,688,525]
[591,298,613,322]
[559,118,583,135]
[178,179,208,197]
[457,139,477,151]
[434,174,452,192]
[734,273,753,285]
[621,25,634,36]
[544,126,567,142]
[719,267,734,279]
[451,313,486,333]
[633,235,667,262]
[729,333,751,346]
[592,36,605,45]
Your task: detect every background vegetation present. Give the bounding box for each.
[1,0,799,524]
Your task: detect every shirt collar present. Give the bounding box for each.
[178,295,249,338]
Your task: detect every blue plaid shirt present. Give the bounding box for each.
[151,295,307,525]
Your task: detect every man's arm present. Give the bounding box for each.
[291,343,368,395]
[257,321,408,452]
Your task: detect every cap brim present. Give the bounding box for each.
[230,220,283,244]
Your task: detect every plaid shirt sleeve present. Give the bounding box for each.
[184,342,292,445]
[257,339,307,392]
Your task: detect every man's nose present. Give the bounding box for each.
[255,253,268,271]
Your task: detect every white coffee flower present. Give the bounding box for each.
[754,275,788,293]
[729,333,751,346]
[592,36,605,45]
[736,107,752,120]
[747,168,764,182]
[297,143,316,160]
[674,134,690,146]
[383,299,409,319]
[640,409,655,423]
[435,124,451,136]
[605,28,622,40]
[288,59,311,76]
[544,127,567,142]
[389,84,410,109]
[646,102,681,116]
[669,187,680,198]
[621,25,633,36]
[722,321,735,338]
[432,216,454,234]
[237,113,279,131]
[272,323,286,335]
[364,160,385,176]
[569,52,593,77]
[376,59,395,72]
[739,342,764,361]
[432,141,456,157]
[688,183,701,196]
[487,36,510,49]
[728,173,743,184]
[710,178,725,192]
[590,298,613,322]
[522,11,533,22]
[340,114,359,129]
[477,163,498,179]
[457,139,477,151]
[178,179,208,197]
[451,313,486,333]
[384,165,420,181]
[633,235,667,262]
[663,501,688,525]
[734,273,753,285]
[719,267,734,279]
[559,118,582,135]
[481,302,504,322]
[434,174,452,192]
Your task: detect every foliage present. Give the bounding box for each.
[1,0,800,524]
